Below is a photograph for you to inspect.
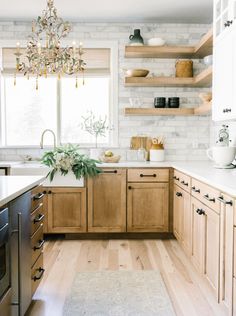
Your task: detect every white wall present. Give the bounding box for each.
[0,21,211,161]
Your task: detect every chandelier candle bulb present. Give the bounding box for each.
[16,42,20,54]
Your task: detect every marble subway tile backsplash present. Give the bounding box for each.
[0,21,211,161]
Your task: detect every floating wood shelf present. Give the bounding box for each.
[125,66,212,88]
[124,102,212,116]
[194,101,212,115]
[125,28,213,59]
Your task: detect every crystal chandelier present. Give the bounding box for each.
[14,0,86,89]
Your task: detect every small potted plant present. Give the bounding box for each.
[41,144,101,185]
[80,111,110,159]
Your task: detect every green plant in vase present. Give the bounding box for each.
[81,111,109,148]
[41,144,101,181]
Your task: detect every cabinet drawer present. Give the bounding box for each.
[191,178,220,213]
[31,186,45,212]
[173,170,191,192]
[31,224,44,267]
[31,203,44,235]
[128,168,169,182]
[31,253,44,297]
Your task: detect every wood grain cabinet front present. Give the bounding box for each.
[191,196,220,300]
[219,194,234,315]
[47,187,87,233]
[173,184,191,256]
[127,182,169,232]
[88,169,127,232]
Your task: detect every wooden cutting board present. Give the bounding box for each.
[130,136,152,160]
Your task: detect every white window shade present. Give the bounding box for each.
[2,48,111,74]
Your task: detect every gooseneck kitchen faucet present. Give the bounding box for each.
[40,129,57,149]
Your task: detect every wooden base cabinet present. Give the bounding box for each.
[219,194,234,315]
[173,184,191,256]
[127,182,169,232]
[88,169,126,232]
[191,197,220,299]
[47,187,87,233]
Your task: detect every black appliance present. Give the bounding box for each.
[0,207,10,300]
[10,191,31,316]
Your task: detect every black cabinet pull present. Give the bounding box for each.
[33,192,45,201]
[176,192,182,197]
[196,208,205,215]
[181,180,188,186]
[48,190,52,194]
[103,170,117,174]
[33,239,45,251]
[224,20,233,27]
[140,174,156,178]
[217,196,233,206]
[34,213,45,223]
[33,267,45,281]
[204,194,215,203]
[192,186,200,193]
[128,186,132,190]
[223,108,232,113]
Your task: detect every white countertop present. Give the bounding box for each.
[5,160,236,198]
[0,161,22,167]
[0,175,45,208]
[172,161,236,198]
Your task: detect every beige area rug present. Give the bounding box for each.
[63,271,176,316]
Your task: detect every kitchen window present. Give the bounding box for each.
[0,42,118,147]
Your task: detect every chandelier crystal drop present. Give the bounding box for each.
[14,0,86,89]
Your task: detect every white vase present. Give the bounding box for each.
[90,148,103,160]
[150,149,165,162]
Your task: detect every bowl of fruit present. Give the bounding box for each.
[100,151,121,163]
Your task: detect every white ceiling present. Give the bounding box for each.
[0,0,213,23]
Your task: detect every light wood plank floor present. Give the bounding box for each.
[27,238,226,316]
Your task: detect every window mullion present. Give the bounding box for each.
[57,79,61,146]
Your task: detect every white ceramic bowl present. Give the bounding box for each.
[147,38,165,46]
[203,55,213,66]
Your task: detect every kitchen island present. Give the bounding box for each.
[0,175,45,316]
[0,175,45,207]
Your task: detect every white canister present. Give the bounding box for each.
[150,149,165,162]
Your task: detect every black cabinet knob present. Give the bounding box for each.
[176,192,182,197]
[128,186,132,190]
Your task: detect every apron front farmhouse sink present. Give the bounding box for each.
[10,163,84,187]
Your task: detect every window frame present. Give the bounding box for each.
[0,39,118,148]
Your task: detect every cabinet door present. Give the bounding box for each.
[47,187,86,233]
[219,194,234,314]
[173,185,184,241]
[191,197,206,274]
[88,169,126,232]
[127,182,169,232]
[213,29,234,121]
[204,205,220,299]
[182,189,191,257]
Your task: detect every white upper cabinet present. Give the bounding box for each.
[214,0,235,39]
[213,0,236,121]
